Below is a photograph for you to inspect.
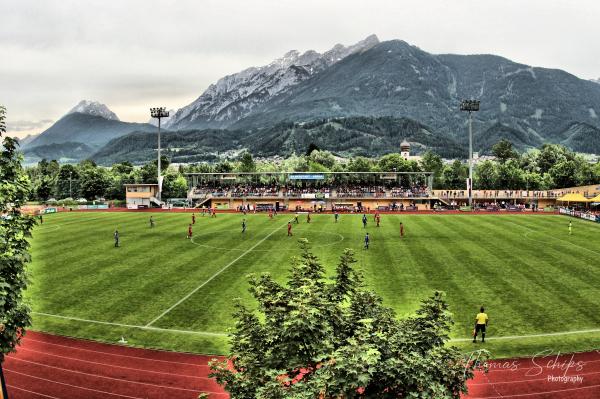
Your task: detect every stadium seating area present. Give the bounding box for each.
[192,183,430,199]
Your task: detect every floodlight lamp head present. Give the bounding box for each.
[150,107,169,118]
[460,100,480,112]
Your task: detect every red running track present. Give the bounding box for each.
[4,331,600,398]
[3,331,228,399]
[464,350,600,398]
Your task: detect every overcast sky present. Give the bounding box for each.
[2,0,599,137]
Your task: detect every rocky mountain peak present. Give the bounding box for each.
[68,100,119,121]
[164,35,380,130]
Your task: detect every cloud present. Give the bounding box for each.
[1,0,600,126]
[6,119,54,132]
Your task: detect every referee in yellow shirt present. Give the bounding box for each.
[473,306,489,343]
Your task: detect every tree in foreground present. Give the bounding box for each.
[210,240,487,398]
[0,105,34,361]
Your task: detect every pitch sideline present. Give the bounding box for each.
[32,311,227,337]
[32,311,600,343]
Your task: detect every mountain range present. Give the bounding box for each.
[23,100,155,162]
[21,35,600,164]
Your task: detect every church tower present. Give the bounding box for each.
[400,139,410,160]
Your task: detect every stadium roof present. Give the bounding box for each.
[590,193,600,203]
[184,171,433,176]
[557,193,592,202]
[123,183,159,186]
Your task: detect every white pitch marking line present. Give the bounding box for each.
[31,311,226,337]
[144,220,290,327]
[506,217,600,257]
[33,313,600,343]
[450,327,600,342]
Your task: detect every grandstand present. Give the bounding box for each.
[186,171,434,211]
[186,173,600,212]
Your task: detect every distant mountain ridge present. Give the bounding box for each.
[230,41,600,144]
[25,112,155,149]
[164,35,380,130]
[22,38,600,163]
[92,116,466,165]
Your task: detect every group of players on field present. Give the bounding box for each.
[112,210,414,249]
[108,210,579,343]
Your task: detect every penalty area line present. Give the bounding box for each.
[144,220,290,327]
[31,312,227,337]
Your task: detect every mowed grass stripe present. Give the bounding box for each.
[472,217,600,329]
[145,218,290,328]
[414,216,519,336]
[151,215,345,331]
[443,216,566,333]
[451,216,600,333]
[507,215,600,256]
[388,216,468,319]
[151,216,327,330]
[30,213,254,323]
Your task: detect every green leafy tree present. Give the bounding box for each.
[377,153,412,172]
[496,160,524,190]
[214,161,233,173]
[549,159,578,188]
[522,171,543,191]
[347,157,373,173]
[162,173,188,199]
[238,152,256,173]
[0,105,34,361]
[46,159,60,178]
[536,144,571,174]
[55,164,80,199]
[420,151,444,188]
[474,160,498,189]
[308,150,336,170]
[491,139,518,163]
[112,161,134,176]
[306,142,320,156]
[442,160,468,190]
[35,175,53,201]
[210,241,487,398]
[140,162,158,183]
[79,167,110,200]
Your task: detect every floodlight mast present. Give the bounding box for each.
[460,100,480,208]
[150,107,170,202]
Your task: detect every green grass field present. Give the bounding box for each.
[27,211,600,358]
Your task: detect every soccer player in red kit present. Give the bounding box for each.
[376,214,381,227]
[287,222,292,236]
[269,210,273,219]
[192,213,196,225]
[187,224,193,239]
[307,213,311,223]
[400,222,404,238]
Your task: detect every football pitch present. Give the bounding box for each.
[27,211,600,358]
